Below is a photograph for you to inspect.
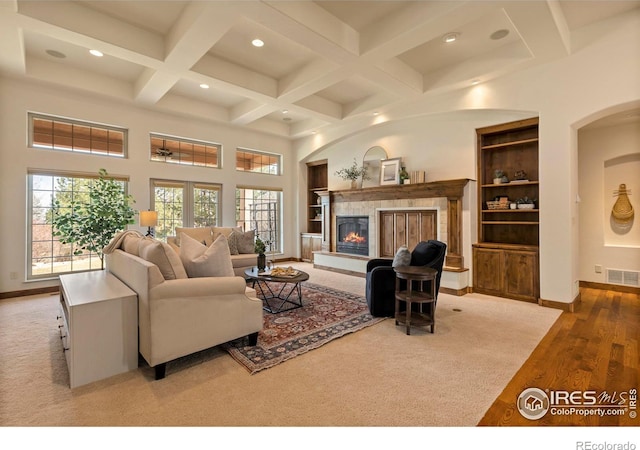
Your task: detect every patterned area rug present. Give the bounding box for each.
[224,282,384,374]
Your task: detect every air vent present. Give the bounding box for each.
[606,269,640,287]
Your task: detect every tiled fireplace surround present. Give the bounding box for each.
[313,179,470,295]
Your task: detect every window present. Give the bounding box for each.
[150,134,220,168]
[236,148,282,175]
[152,180,221,241]
[29,113,126,157]
[236,187,282,253]
[28,170,129,279]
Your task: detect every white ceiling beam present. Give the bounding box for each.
[294,95,343,122]
[230,99,277,125]
[262,0,359,53]
[502,1,571,61]
[0,8,25,75]
[17,0,164,60]
[134,2,239,104]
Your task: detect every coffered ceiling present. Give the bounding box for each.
[1,0,638,140]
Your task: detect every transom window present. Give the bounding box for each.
[150,134,220,168]
[152,180,221,241]
[29,112,126,157]
[236,187,282,253]
[236,148,282,175]
[28,170,129,279]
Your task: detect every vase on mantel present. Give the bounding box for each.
[350,179,358,189]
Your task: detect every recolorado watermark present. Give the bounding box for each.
[517,387,637,420]
[576,442,636,450]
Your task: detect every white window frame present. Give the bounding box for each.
[151,179,221,241]
[28,112,127,158]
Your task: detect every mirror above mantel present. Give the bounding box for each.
[362,146,388,188]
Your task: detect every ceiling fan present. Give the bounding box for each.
[154,140,189,160]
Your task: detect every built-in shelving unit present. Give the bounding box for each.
[473,117,540,302]
[302,160,327,262]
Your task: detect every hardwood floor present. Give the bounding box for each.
[479,287,639,426]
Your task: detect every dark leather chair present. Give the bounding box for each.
[365,240,447,317]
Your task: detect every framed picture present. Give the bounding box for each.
[380,158,401,185]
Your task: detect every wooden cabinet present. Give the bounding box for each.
[473,118,540,302]
[300,233,322,262]
[473,243,539,302]
[307,160,327,234]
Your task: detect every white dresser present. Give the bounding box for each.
[58,271,138,388]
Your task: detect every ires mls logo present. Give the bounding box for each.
[517,388,550,420]
[517,388,638,420]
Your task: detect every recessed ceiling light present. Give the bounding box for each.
[490,29,510,40]
[252,39,264,48]
[199,83,209,89]
[442,32,459,43]
[89,49,103,57]
[471,80,480,85]
[46,49,66,58]
[373,112,379,116]
[282,109,288,114]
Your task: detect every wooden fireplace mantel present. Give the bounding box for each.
[328,178,471,269]
[331,178,471,203]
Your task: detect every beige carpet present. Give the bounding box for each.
[0,263,561,427]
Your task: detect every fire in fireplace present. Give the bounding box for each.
[336,216,369,256]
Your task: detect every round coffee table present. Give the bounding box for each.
[244,267,310,314]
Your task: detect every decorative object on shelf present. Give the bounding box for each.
[487,196,510,210]
[139,210,158,236]
[517,196,536,209]
[335,157,369,189]
[362,146,388,188]
[611,183,634,224]
[380,157,401,185]
[493,169,505,184]
[510,202,517,209]
[399,166,410,184]
[514,169,528,181]
[51,168,136,270]
[410,170,426,184]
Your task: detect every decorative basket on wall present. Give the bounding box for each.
[611,183,634,224]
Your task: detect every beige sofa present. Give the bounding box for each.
[104,232,263,380]
[167,226,258,277]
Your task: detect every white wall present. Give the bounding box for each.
[295,10,640,303]
[0,78,293,293]
[578,122,640,284]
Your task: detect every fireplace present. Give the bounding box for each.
[336,216,369,256]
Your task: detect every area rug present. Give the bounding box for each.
[224,282,384,374]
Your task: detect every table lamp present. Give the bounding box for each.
[140,210,158,237]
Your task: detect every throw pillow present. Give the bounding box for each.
[230,229,256,254]
[138,239,188,280]
[175,226,213,247]
[122,234,141,256]
[392,246,411,267]
[226,232,240,255]
[411,240,441,266]
[179,233,234,278]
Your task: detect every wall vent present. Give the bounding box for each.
[606,269,640,287]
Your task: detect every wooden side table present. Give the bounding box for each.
[393,266,438,335]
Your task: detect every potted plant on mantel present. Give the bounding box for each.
[335,158,369,189]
